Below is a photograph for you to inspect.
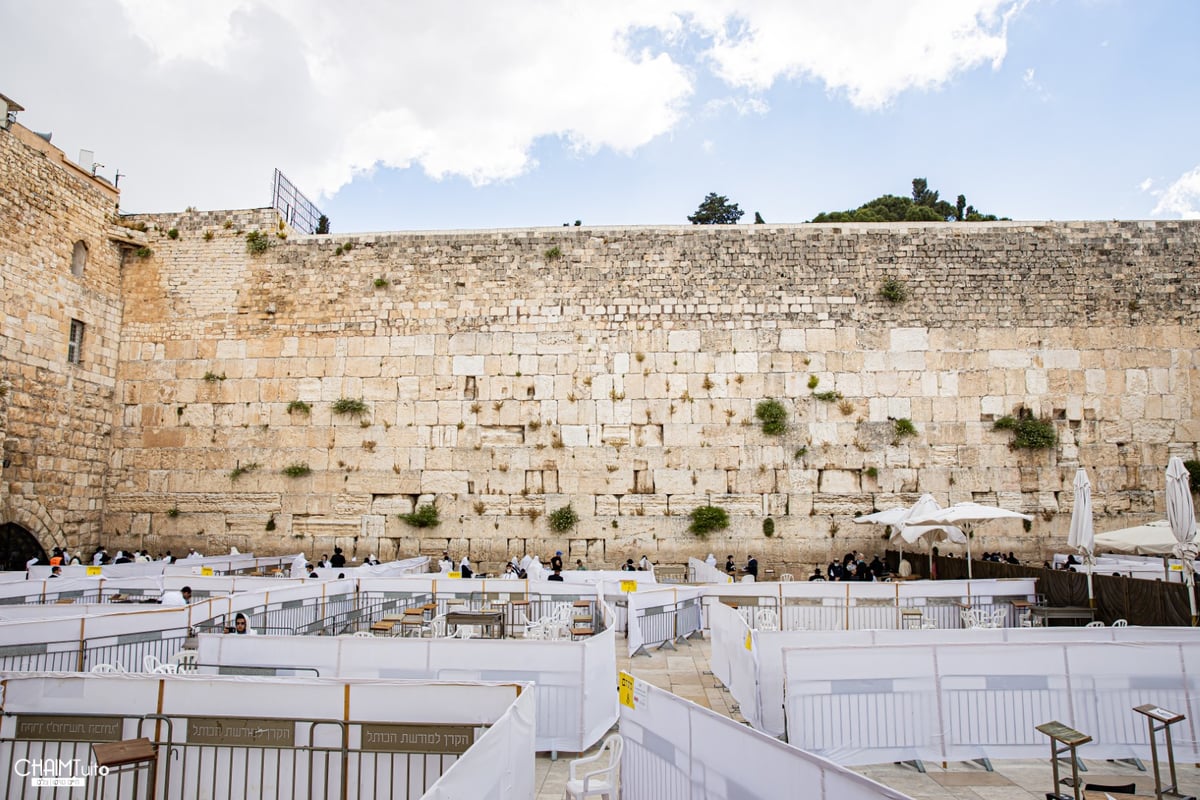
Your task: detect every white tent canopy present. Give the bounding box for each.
[1094,519,1191,556]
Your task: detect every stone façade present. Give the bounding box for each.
[2,108,1199,574]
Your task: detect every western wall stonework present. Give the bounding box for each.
[0,122,133,556]
[101,209,1200,574]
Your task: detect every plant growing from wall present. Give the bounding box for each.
[893,418,917,438]
[399,503,440,528]
[762,518,775,538]
[548,505,579,532]
[282,462,311,477]
[864,466,878,479]
[166,507,180,518]
[544,246,562,261]
[373,277,389,288]
[812,390,842,402]
[167,228,180,240]
[755,399,788,436]
[879,277,909,303]
[135,247,153,258]
[229,462,260,482]
[807,375,820,390]
[688,505,729,538]
[993,410,1057,450]
[203,371,226,382]
[246,230,271,254]
[332,397,368,416]
[287,400,311,415]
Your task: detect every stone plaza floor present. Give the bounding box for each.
[532,633,1200,799]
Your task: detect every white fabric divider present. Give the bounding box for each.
[711,614,1200,742]
[561,569,657,586]
[197,625,618,753]
[0,672,530,800]
[707,601,763,730]
[618,671,912,800]
[422,686,536,800]
[781,638,1200,766]
[687,556,732,585]
[33,561,167,579]
[0,572,28,584]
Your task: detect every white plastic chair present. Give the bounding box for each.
[352,631,375,638]
[779,573,794,582]
[90,663,120,673]
[1085,620,1105,628]
[920,615,938,630]
[754,608,780,632]
[1018,610,1034,628]
[455,625,480,639]
[152,663,177,674]
[170,651,197,673]
[990,608,1007,628]
[564,733,623,800]
[1112,618,1128,627]
[143,654,165,672]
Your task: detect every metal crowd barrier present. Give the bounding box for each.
[0,628,192,673]
[0,710,487,799]
[631,595,703,656]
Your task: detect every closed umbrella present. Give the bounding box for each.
[1166,457,1199,625]
[906,502,1034,579]
[1067,468,1096,608]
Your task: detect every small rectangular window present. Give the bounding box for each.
[68,319,84,364]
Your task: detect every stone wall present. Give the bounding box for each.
[104,217,1200,574]
[0,122,130,555]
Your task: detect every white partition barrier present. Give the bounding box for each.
[626,586,705,657]
[711,603,1200,742]
[197,625,618,753]
[687,557,732,585]
[618,671,912,800]
[781,638,1200,766]
[421,687,536,800]
[0,673,533,800]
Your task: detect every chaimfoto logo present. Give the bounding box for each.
[14,758,110,787]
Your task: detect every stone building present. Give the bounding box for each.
[2,93,1198,575]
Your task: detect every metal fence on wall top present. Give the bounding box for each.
[271,168,325,234]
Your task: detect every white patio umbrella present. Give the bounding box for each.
[905,502,1034,579]
[1166,457,1199,625]
[853,494,941,574]
[1067,468,1096,608]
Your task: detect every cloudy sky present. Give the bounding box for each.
[2,0,1197,231]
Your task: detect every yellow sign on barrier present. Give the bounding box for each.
[618,673,636,709]
[448,571,462,579]
[744,632,753,651]
[85,566,102,577]
[201,567,214,577]
[620,580,637,593]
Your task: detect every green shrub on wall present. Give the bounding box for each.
[400,504,440,528]
[994,412,1057,449]
[548,505,579,532]
[754,399,788,436]
[689,505,729,538]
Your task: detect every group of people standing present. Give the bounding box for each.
[817,552,886,582]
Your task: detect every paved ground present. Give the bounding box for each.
[533,632,1200,799]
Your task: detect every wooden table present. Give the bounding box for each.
[901,609,925,629]
[1031,606,1096,626]
[446,610,504,639]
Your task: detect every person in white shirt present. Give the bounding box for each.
[705,553,717,568]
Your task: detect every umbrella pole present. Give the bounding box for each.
[1086,561,1095,609]
[966,526,973,581]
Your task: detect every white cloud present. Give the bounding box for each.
[0,1,1025,214]
[1138,177,1154,192]
[1152,166,1200,219]
[689,0,1024,110]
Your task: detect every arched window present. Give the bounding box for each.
[71,241,88,277]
